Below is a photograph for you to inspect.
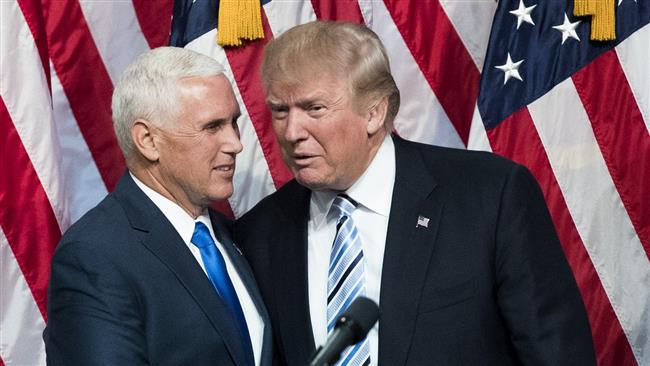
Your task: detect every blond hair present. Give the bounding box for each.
[261,21,400,130]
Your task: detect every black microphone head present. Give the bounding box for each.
[335,297,380,343]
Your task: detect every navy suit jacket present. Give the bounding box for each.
[44,172,272,366]
[236,135,595,365]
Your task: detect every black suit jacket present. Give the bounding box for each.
[44,172,272,366]
[236,136,595,365]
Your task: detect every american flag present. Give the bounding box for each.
[0,0,647,365]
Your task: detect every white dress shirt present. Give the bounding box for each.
[131,173,264,366]
[308,135,395,366]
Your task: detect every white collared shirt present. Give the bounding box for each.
[308,135,396,366]
[131,173,264,366]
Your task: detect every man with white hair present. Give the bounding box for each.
[44,47,271,366]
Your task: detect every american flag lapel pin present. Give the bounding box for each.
[416,215,430,228]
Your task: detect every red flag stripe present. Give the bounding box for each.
[42,0,125,192]
[487,109,636,366]
[571,50,650,262]
[132,0,174,49]
[17,0,50,91]
[225,12,293,189]
[383,0,480,146]
[0,96,60,319]
[310,0,364,23]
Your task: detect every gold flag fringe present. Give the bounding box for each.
[217,0,264,47]
[574,0,616,41]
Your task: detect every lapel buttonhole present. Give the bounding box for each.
[232,242,243,255]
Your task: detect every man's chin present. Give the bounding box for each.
[294,172,333,191]
[295,171,355,192]
[208,186,234,202]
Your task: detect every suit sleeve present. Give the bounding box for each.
[494,164,596,365]
[44,240,148,365]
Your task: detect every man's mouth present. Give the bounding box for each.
[292,154,316,166]
[215,164,235,173]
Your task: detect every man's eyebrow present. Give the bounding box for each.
[203,118,228,126]
[266,99,284,106]
[296,99,321,109]
[203,111,241,126]
[267,98,322,108]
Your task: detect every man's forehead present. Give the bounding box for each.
[266,78,349,104]
[175,74,235,95]
[178,73,222,82]
[175,74,236,100]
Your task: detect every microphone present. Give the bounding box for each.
[309,297,380,366]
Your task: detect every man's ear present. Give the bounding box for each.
[366,97,388,135]
[132,119,160,162]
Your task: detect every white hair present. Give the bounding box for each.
[111,47,225,158]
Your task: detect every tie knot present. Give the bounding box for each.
[191,221,214,249]
[331,194,358,218]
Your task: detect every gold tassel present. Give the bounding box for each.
[217,0,264,47]
[574,0,616,41]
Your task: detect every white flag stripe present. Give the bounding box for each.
[467,105,493,152]
[528,78,650,365]
[78,0,150,85]
[439,0,497,72]
[185,30,276,217]
[263,0,316,37]
[0,1,68,232]
[0,229,47,366]
[357,0,373,26]
[368,0,464,149]
[51,66,109,225]
[615,23,650,135]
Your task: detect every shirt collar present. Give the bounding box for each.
[130,172,212,243]
[310,135,396,228]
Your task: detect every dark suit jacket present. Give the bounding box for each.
[44,172,272,366]
[236,135,595,365]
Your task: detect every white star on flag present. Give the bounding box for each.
[495,53,524,85]
[618,0,638,6]
[553,13,581,44]
[509,0,537,29]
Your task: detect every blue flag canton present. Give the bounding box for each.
[478,0,650,130]
[170,0,271,48]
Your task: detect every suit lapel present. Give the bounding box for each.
[271,183,316,365]
[115,173,251,366]
[211,212,269,322]
[378,137,444,366]
[210,213,274,366]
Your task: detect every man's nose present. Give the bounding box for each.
[223,124,243,154]
[283,109,308,143]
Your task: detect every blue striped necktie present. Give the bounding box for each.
[327,194,371,366]
[191,221,254,366]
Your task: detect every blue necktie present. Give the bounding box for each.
[191,221,254,366]
[328,195,371,366]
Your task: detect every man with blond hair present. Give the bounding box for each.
[237,21,595,366]
[45,47,272,366]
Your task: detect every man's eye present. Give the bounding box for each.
[271,107,289,119]
[204,122,223,131]
[308,105,327,117]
